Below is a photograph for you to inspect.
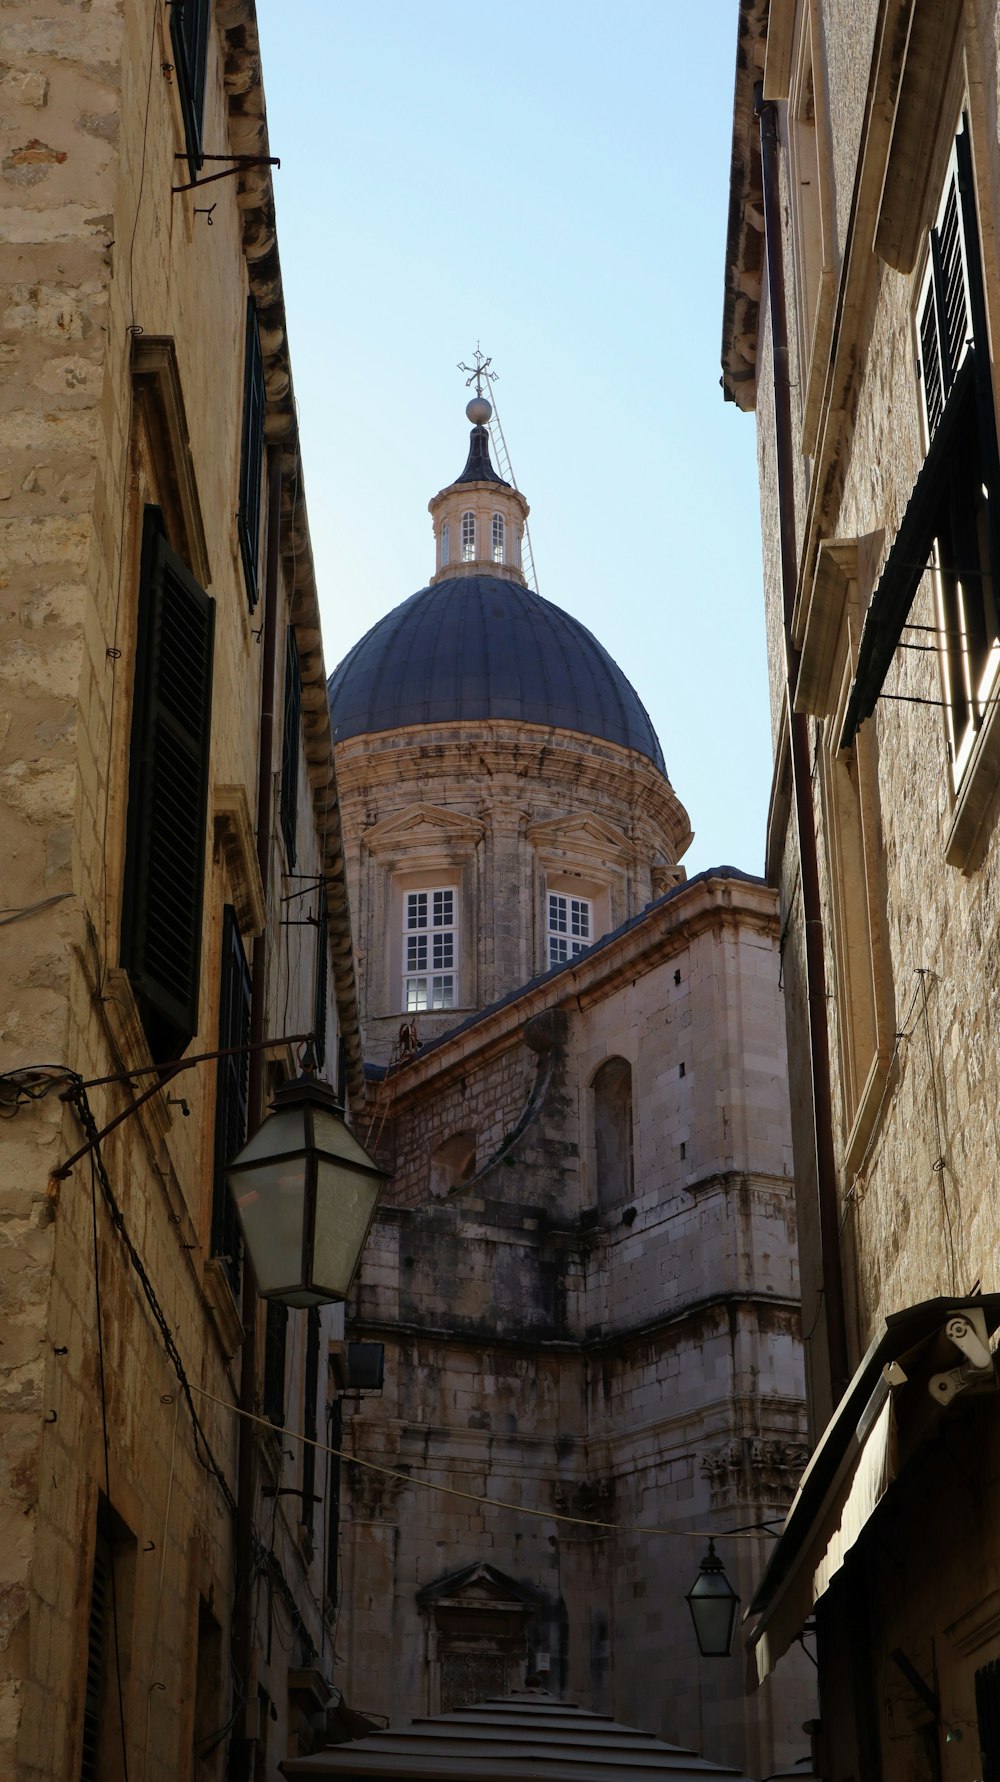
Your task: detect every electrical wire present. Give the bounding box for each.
[66,1081,239,1518]
[188,1384,776,1544]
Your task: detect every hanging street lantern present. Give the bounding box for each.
[685,1539,741,1658]
[227,1071,388,1308]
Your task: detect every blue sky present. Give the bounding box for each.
[256,2,771,878]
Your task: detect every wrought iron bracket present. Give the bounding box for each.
[173,153,280,195]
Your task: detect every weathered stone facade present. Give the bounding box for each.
[724,2,1000,1774]
[1,4,359,1777]
[327,425,813,1776]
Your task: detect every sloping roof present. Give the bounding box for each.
[451,423,510,486]
[327,576,667,771]
[280,1692,755,1782]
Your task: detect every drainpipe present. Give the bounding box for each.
[230,447,282,1781]
[756,90,849,1402]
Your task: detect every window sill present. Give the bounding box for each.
[944,682,1000,873]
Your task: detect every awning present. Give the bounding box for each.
[745,1295,1000,1686]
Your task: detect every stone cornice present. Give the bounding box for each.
[334,721,693,863]
[215,3,364,1107]
[378,872,779,1106]
[721,0,769,411]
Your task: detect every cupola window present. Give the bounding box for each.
[403,888,457,1011]
[441,521,450,567]
[547,892,592,967]
[491,512,505,564]
[461,511,476,562]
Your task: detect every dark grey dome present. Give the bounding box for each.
[327,576,666,772]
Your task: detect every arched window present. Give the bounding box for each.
[461,511,476,562]
[513,528,522,568]
[593,1057,633,1214]
[491,512,505,563]
[441,521,450,567]
[430,1130,477,1197]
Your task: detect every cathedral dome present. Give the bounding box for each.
[327,575,666,771]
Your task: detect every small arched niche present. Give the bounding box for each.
[592,1057,633,1214]
[430,1130,477,1198]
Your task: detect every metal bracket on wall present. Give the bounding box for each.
[172,153,280,195]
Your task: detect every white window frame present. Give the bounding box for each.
[546,891,592,968]
[491,512,505,564]
[461,511,476,562]
[402,886,458,1012]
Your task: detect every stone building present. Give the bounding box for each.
[1,3,362,1777]
[325,409,814,1776]
[723,1,1000,1776]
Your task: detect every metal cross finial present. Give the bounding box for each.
[457,344,498,398]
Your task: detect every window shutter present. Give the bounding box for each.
[263,1301,288,1426]
[238,298,266,610]
[326,1400,342,1605]
[212,906,251,1295]
[302,1306,320,1534]
[313,881,329,1070]
[170,0,211,173]
[121,507,215,1061]
[280,627,302,868]
[918,139,975,444]
[80,1532,111,1782]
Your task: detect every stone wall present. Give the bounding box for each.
[340,875,813,1777]
[0,3,354,1775]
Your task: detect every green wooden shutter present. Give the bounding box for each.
[238,298,266,610]
[121,506,215,1061]
[211,906,252,1295]
[79,1531,111,1782]
[280,627,302,868]
[302,1307,320,1534]
[170,0,211,174]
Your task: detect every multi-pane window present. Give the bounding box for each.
[842,116,1000,780]
[547,892,592,967]
[121,505,215,1063]
[461,511,476,562]
[403,888,457,1011]
[441,521,450,567]
[917,122,1000,781]
[492,512,505,563]
[513,528,522,568]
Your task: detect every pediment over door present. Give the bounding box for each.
[417,1563,541,1713]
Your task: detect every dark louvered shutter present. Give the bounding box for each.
[301,1307,320,1534]
[170,0,211,173]
[280,628,302,868]
[977,1658,1000,1782]
[263,1301,288,1426]
[238,298,265,610]
[211,906,251,1295]
[313,881,329,1070]
[80,1530,111,1782]
[918,138,974,444]
[326,1400,342,1605]
[121,507,214,1062]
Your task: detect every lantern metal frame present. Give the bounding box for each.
[685,1538,741,1658]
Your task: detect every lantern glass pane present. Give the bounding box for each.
[233,1156,306,1296]
[690,1594,737,1657]
[311,1105,386,1174]
[311,1159,382,1298]
[231,1104,307,1164]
